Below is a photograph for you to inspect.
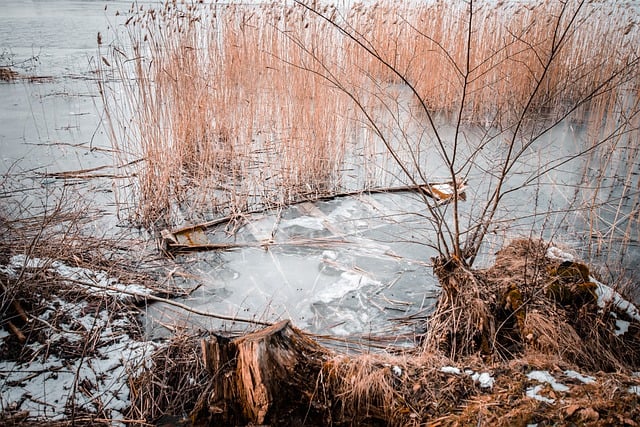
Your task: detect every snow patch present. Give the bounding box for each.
[526,385,555,404]
[440,366,462,375]
[546,246,575,263]
[564,370,596,384]
[615,319,630,336]
[0,254,159,422]
[527,370,569,392]
[392,365,402,377]
[593,277,640,322]
[439,366,493,389]
[471,372,495,389]
[0,298,156,422]
[2,255,154,302]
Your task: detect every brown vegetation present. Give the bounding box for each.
[0,66,19,81]
[100,1,640,233]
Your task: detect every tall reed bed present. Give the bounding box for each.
[100,1,640,230]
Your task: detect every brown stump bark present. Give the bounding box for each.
[192,320,331,426]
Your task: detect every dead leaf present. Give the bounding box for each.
[578,407,599,421]
[565,404,580,417]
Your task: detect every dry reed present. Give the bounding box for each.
[100,1,640,231]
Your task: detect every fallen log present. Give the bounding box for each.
[192,320,331,426]
[161,180,467,253]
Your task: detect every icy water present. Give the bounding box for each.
[2,0,639,344]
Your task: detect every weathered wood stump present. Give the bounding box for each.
[191,320,331,426]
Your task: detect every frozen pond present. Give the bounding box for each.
[146,193,440,340]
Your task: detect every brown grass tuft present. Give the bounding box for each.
[424,238,640,371]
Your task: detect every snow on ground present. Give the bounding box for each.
[592,277,640,323]
[527,370,569,392]
[545,245,640,333]
[1,300,156,422]
[439,366,494,389]
[1,255,158,423]
[564,370,596,384]
[439,366,462,375]
[545,246,575,263]
[0,254,154,302]
[526,384,556,404]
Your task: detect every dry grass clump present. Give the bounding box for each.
[434,354,640,426]
[126,325,640,425]
[0,192,189,425]
[127,333,208,424]
[0,66,19,81]
[0,193,158,355]
[425,238,640,371]
[101,1,640,227]
[319,353,475,426]
[102,2,355,227]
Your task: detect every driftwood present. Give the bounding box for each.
[161,180,467,253]
[191,320,331,426]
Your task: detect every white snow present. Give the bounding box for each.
[564,370,596,384]
[545,246,575,263]
[1,255,154,302]
[0,255,158,423]
[526,385,555,404]
[593,277,640,322]
[392,365,402,377]
[471,372,495,389]
[544,248,640,333]
[440,366,462,375]
[0,301,155,423]
[615,319,630,336]
[439,366,493,389]
[628,385,640,396]
[527,370,569,392]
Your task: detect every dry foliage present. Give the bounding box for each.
[0,193,180,425]
[100,0,640,234]
[425,239,640,371]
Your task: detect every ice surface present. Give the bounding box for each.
[142,194,440,339]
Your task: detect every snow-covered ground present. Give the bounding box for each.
[1,254,157,422]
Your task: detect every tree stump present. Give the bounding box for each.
[192,320,331,426]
